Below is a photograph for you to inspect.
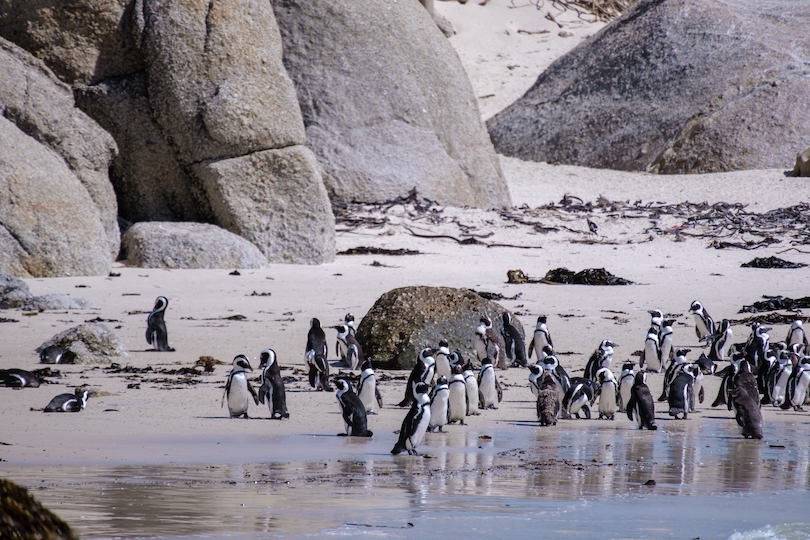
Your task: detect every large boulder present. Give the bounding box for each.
[0,273,94,310]
[123,221,268,269]
[356,286,523,370]
[271,0,511,208]
[0,478,77,540]
[37,323,128,364]
[487,0,810,174]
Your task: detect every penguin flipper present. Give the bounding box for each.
[527,340,535,360]
[248,382,260,406]
[626,396,636,422]
[496,379,503,402]
[222,374,232,408]
[698,385,705,404]
[375,387,383,408]
[478,389,485,410]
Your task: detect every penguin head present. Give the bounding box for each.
[543,355,559,370]
[259,349,276,368]
[310,318,321,330]
[360,358,373,371]
[634,371,647,385]
[481,357,493,367]
[480,316,492,328]
[419,348,435,365]
[662,319,676,328]
[233,355,252,371]
[334,378,350,394]
[541,344,554,357]
[344,313,355,325]
[528,364,542,375]
[600,340,616,354]
[536,315,547,325]
[452,362,465,375]
[436,375,448,386]
[334,325,349,338]
[689,300,702,314]
[622,361,635,371]
[596,367,614,383]
[674,348,690,360]
[648,309,663,322]
[414,382,429,395]
[152,296,168,312]
[452,350,465,366]
[502,312,512,325]
[438,338,449,349]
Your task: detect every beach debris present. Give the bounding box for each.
[543,267,633,285]
[473,290,522,301]
[0,317,18,323]
[741,256,807,269]
[338,247,421,256]
[739,296,810,314]
[248,291,272,296]
[196,356,227,372]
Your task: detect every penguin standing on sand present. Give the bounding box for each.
[392,382,431,455]
[305,318,331,392]
[463,360,480,416]
[528,316,553,361]
[562,377,596,419]
[658,348,690,402]
[585,340,615,381]
[617,361,635,412]
[707,319,734,362]
[478,358,503,409]
[626,371,657,430]
[689,300,715,341]
[429,375,450,433]
[528,364,544,398]
[474,316,507,370]
[781,356,810,412]
[0,369,42,388]
[222,355,259,418]
[501,313,527,367]
[335,379,373,437]
[641,328,661,373]
[257,349,289,419]
[768,351,793,407]
[786,317,808,351]
[536,373,560,426]
[398,348,435,407]
[659,319,675,367]
[730,387,763,439]
[434,339,453,381]
[648,309,664,338]
[44,387,89,413]
[335,324,363,370]
[448,363,468,424]
[356,359,383,414]
[668,364,696,419]
[146,296,175,352]
[596,367,618,420]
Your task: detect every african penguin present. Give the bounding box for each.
[617,361,635,413]
[43,388,89,413]
[39,345,67,365]
[781,357,810,412]
[391,382,431,455]
[463,361,480,416]
[667,366,695,420]
[305,318,331,392]
[335,379,373,437]
[448,363,468,425]
[786,317,808,352]
[626,371,657,430]
[648,309,664,338]
[689,300,715,341]
[641,328,661,373]
[146,296,175,352]
[707,319,734,362]
[474,316,507,370]
[730,387,763,439]
[335,324,363,370]
[257,349,289,419]
[222,355,259,418]
[536,373,560,426]
[501,312,527,368]
[478,358,503,409]
[434,339,453,381]
[562,377,595,420]
[766,352,792,408]
[0,369,42,388]
[596,367,618,420]
[528,363,544,398]
[658,348,690,402]
[528,315,553,361]
[356,359,383,414]
[429,375,450,433]
[584,340,615,381]
[659,319,675,367]
[397,348,435,407]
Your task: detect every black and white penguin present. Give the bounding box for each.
[617,361,635,412]
[391,382,431,455]
[222,355,259,418]
[305,318,331,392]
[43,387,89,413]
[596,367,618,420]
[658,348,690,402]
[528,315,553,361]
[647,309,664,338]
[730,386,763,439]
[542,353,571,399]
[334,324,363,370]
[463,360,480,416]
[146,296,175,352]
[780,356,810,412]
[429,375,450,433]
[397,348,435,407]
[448,363,468,425]
[659,319,675,367]
[786,317,808,352]
[335,379,373,437]
[712,355,742,409]
[766,352,793,408]
[257,349,289,419]
[689,300,715,341]
[39,345,66,365]
[536,373,560,426]
[562,377,595,419]
[501,313,527,368]
[0,369,42,388]
[626,371,657,430]
[707,319,734,362]
[344,313,357,335]
[528,363,544,398]
[584,339,615,381]
[641,328,661,373]
[668,365,697,419]
[356,359,383,414]
[434,339,453,381]
[474,316,507,370]
[478,358,503,409]
[538,344,554,363]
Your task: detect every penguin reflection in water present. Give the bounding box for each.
[146,296,175,352]
[257,349,289,419]
[222,355,259,418]
[392,382,431,455]
[335,379,373,437]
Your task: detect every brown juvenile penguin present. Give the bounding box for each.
[536,373,560,426]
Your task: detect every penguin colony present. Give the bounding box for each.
[7,297,809,447]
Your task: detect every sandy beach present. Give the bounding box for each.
[2,2,810,538]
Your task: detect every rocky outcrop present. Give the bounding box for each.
[123,221,267,269]
[37,323,128,364]
[356,286,523,370]
[794,147,810,177]
[0,273,95,310]
[271,0,510,208]
[0,478,78,540]
[487,0,810,174]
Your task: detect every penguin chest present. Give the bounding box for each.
[480,370,496,404]
[358,376,377,411]
[464,375,479,412]
[599,383,617,413]
[408,406,431,449]
[435,356,451,380]
[228,374,251,415]
[430,390,449,426]
[449,381,467,420]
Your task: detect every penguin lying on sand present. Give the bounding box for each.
[44,388,89,413]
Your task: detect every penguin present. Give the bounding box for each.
[689,300,715,341]
[335,323,349,366]
[335,379,373,437]
[474,316,507,370]
[305,318,331,392]
[786,317,808,352]
[428,375,450,433]
[257,349,289,419]
[344,313,357,335]
[221,355,259,419]
[641,328,661,373]
[745,323,771,394]
[668,366,695,419]
[397,348,435,407]
[562,377,595,419]
[585,340,616,381]
[658,348,690,402]
[707,319,734,362]
[626,371,657,430]
[648,309,664,338]
[767,352,793,407]
[596,367,618,420]
[712,355,743,410]
[542,353,571,398]
[659,319,676,367]
[691,363,705,412]
[528,363,544,398]
[538,344,554,363]
[501,312,527,368]
[0,369,42,388]
[527,315,553,361]
[335,324,363,370]
[536,372,560,426]
[781,356,810,412]
[356,359,383,414]
[478,358,503,409]
[434,339,453,381]
[391,382,431,455]
[695,352,716,376]
[448,363,468,425]
[43,388,89,413]
[146,296,175,352]
[462,360,480,416]
[730,387,763,439]
[617,361,635,412]
[39,345,66,365]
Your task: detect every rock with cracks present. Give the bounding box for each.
[37,323,128,364]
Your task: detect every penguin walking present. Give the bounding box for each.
[146,296,175,352]
[397,348,435,407]
[668,366,696,419]
[617,361,635,412]
[356,359,383,414]
[730,387,763,439]
[43,388,89,413]
[536,373,560,426]
[626,371,657,430]
[0,369,42,388]
[335,379,373,437]
[641,328,661,373]
[501,313,527,368]
[305,318,331,392]
[689,300,715,341]
[478,358,503,409]
[434,339,453,381]
[429,376,450,433]
[391,382,431,455]
[257,349,289,419]
[528,315,553,361]
[596,367,618,420]
[647,309,664,338]
[463,361,480,416]
[584,340,615,381]
[448,364,468,425]
[562,377,596,419]
[222,355,259,418]
[528,364,544,398]
[335,324,363,370]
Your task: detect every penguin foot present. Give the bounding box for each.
[487,405,498,410]
[337,433,348,437]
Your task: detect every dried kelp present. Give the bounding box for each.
[338,247,422,256]
[543,267,634,285]
[739,296,810,314]
[730,312,810,325]
[741,256,807,269]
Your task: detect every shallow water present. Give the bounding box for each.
[5,419,810,539]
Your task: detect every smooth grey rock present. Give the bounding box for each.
[794,147,810,177]
[123,222,268,269]
[37,323,128,364]
[271,0,510,208]
[356,286,523,370]
[22,294,96,312]
[0,37,120,264]
[0,272,31,308]
[487,0,810,174]
[194,146,335,264]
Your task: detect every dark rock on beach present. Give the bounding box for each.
[37,323,128,364]
[0,478,78,540]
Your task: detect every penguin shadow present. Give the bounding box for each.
[195,416,278,421]
[503,420,546,428]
